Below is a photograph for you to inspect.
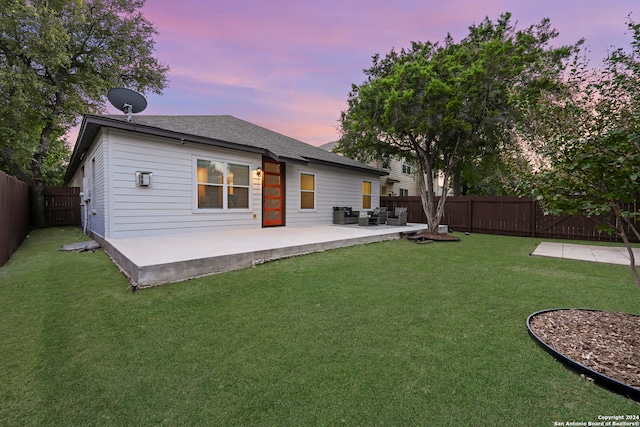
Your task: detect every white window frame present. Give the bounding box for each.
[299,171,316,211]
[193,157,252,212]
[362,180,372,210]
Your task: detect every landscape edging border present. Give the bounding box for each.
[527,308,640,401]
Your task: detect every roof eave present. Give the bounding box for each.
[304,157,388,176]
[65,115,269,183]
[64,115,388,182]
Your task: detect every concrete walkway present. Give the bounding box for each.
[103,223,427,289]
[532,242,640,266]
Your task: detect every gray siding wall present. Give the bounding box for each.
[107,130,263,238]
[285,163,381,226]
[92,134,107,238]
[70,133,107,239]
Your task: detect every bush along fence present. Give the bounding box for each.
[0,171,30,267]
[381,195,640,243]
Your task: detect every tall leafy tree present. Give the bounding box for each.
[515,18,640,286]
[0,0,169,227]
[338,13,579,233]
[452,147,531,196]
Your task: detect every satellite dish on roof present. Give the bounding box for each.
[107,87,147,122]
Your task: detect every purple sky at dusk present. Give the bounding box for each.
[102,0,638,147]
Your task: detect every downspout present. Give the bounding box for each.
[83,200,89,235]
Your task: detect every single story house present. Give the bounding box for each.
[64,114,388,242]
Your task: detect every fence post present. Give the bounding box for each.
[530,199,536,238]
[467,198,472,234]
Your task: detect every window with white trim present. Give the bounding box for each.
[300,172,315,209]
[196,159,250,209]
[362,181,372,209]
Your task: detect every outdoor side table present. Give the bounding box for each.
[358,217,372,226]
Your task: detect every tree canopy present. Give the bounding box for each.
[0,0,169,226]
[338,12,580,233]
[515,18,640,286]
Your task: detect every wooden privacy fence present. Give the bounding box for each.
[1,179,80,267]
[381,195,640,243]
[44,186,81,226]
[0,171,30,267]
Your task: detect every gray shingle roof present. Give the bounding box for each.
[65,114,386,182]
[318,141,339,152]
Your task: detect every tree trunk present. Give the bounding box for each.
[622,215,640,242]
[417,168,439,233]
[452,168,462,196]
[30,121,55,229]
[614,205,640,288]
[415,135,460,235]
[619,229,640,288]
[417,158,451,234]
[435,172,452,229]
[30,182,47,228]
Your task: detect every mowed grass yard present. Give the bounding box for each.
[0,227,638,426]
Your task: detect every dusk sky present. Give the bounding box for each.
[102,0,638,147]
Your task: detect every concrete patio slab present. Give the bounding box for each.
[101,223,427,289]
[531,242,564,258]
[532,242,640,266]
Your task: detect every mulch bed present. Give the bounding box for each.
[402,231,461,243]
[529,309,640,389]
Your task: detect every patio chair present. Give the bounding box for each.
[386,207,407,226]
[365,207,387,225]
[333,207,360,225]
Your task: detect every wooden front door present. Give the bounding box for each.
[262,159,284,227]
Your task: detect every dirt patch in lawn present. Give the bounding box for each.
[402,231,461,243]
[529,309,640,388]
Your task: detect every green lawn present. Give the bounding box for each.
[1,227,638,426]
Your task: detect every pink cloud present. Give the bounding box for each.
[94,0,638,148]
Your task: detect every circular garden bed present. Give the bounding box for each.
[527,309,640,401]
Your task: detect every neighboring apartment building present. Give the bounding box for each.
[319,141,444,197]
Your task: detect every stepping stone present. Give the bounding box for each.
[60,241,101,252]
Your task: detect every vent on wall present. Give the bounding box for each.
[135,171,152,187]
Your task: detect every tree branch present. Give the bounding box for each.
[0,147,34,185]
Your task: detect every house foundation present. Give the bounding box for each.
[100,224,427,288]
